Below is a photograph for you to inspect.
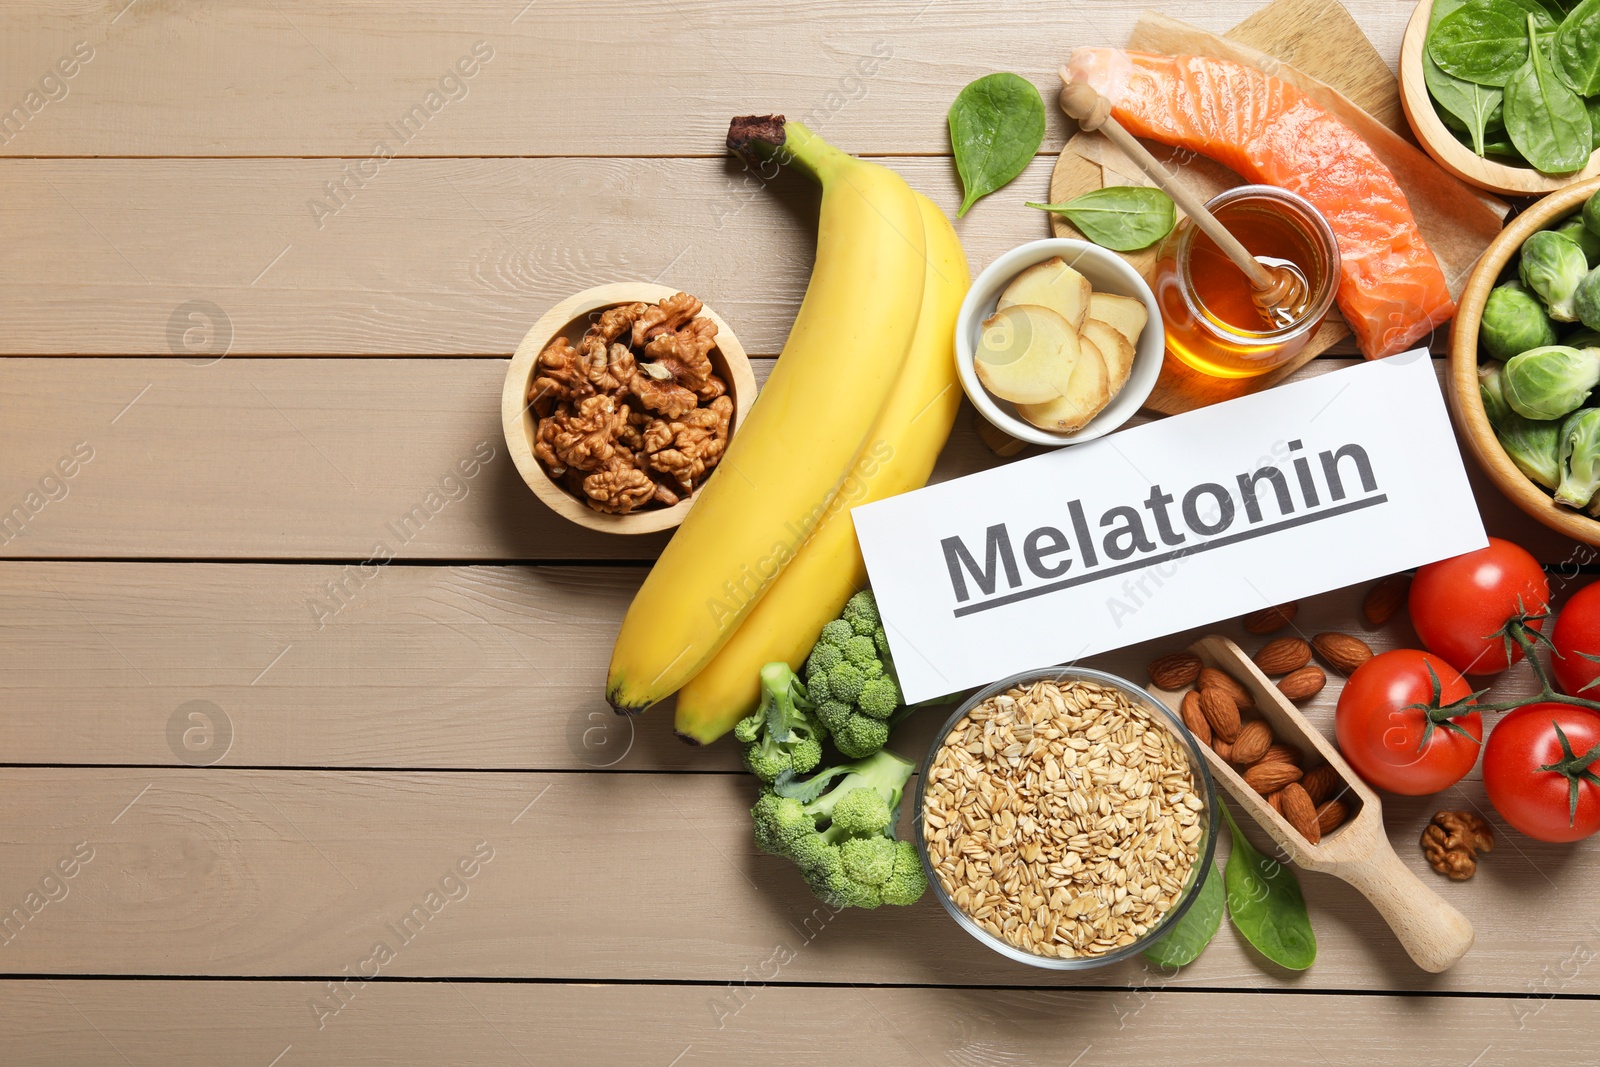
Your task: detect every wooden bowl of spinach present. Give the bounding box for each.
[1400,0,1600,194]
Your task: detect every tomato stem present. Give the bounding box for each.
[1434,617,1600,718]
[1402,660,1485,752]
[1537,720,1600,827]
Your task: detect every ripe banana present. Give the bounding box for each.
[606,118,928,713]
[674,191,968,744]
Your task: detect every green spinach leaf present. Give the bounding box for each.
[1428,59,1506,152]
[1430,0,1536,85]
[1027,187,1177,251]
[1507,13,1594,171]
[1428,0,1506,154]
[1221,805,1316,971]
[1142,858,1224,969]
[1502,0,1561,29]
[1556,0,1600,95]
[948,73,1045,218]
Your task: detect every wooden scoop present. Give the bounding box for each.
[1058,77,1311,331]
[1148,636,1475,973]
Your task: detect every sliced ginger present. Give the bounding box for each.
[973,304,1080,405]
[1017,333,1111,433]
[998,256,1091,331]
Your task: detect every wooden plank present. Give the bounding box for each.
[0,767,1587,991]
[0,981,1586,1065]
[0,356,1566,561]
[0,564,1570,770]
[0,155,1383,358]
[0,1,1416,159]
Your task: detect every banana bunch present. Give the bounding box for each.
[606,116,969,743]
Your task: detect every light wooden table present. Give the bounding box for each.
[2,2,1596,1063]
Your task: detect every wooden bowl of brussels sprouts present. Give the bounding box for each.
[1450,176,1600,546]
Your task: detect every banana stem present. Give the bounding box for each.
[726,115,847,184]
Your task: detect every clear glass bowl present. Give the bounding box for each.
[913,665,1219,970]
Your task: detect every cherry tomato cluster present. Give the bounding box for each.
[1334,537,1600,844]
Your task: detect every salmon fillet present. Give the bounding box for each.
[1066,49,1454,359]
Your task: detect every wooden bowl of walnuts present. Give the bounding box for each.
[502,283,757,534]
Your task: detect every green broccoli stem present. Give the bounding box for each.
[777,749,914,822]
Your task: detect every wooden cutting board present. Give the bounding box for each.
[1046,0,1425,416]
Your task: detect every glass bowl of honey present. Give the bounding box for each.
[1153,185,1340,379]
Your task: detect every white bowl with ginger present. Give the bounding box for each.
[956,239,1162,448]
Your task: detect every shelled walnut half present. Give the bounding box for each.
[1421,810,1494,881]
[529,293,733,515]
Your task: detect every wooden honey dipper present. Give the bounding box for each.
[1058,75,1311,330]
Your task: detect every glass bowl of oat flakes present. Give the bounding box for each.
[915,666,1218,969]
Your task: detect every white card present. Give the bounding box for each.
[852,352,1487,703]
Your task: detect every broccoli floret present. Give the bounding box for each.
[829,787,891,836]
[817,863,882,909]
[799,591,906,758]
[857,674,899,720]
[842,590,881,635]
[843,634,880,669]
[748,750,923,909]
[831,714,889,758]
[815,699,853,734]
[873,625,891,662]
[840,835,896,885]
[735,662,825,784]
[827,661,868,705]
[750,791,811,857]
[805,640,843,679]
[880,840,928,906]
[818,618,855,648]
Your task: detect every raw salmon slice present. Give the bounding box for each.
[1065,49,1454,359]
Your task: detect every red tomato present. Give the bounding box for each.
[1552,581,1600,697]
[1334,649,1483,795]
[1409,538,1549,675]
[1483,704,1600,843]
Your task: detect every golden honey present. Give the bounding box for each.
[1153,185,1341,379]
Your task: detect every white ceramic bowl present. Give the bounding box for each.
[955,238,1163,448]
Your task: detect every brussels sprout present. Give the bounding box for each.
[1556,216,1600,267]
[1482,361,1563,489]
[1565,326,1600,349]
[1519,230,1590,322]
[1480,360,1513,424]
[1557,407,1600,508]
[1585,187,1600,240]
[1503,345,1600,420]
[1579,265,1600,331]
[1480,280,1557,359]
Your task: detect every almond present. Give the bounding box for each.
[1242,601,1298,634]
[1180,690,1212,746]
[1316,798,1350,834]
[1279,782,1321,844]
[1363,574,1410,628]
[1277,665,1327,702]
[1312,632,1374,675]
[1255,742,1304,768]
[1230,720,1274,766]
[1198,667,1254,711]
[1301,764,1342,805]
[1243,760,1302,795]
[1198,687,1242,743]
[1148,651,1203,690]
[1267,789,1285,816]
[1254,636,1311,675]
[1211,737,1233,761]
